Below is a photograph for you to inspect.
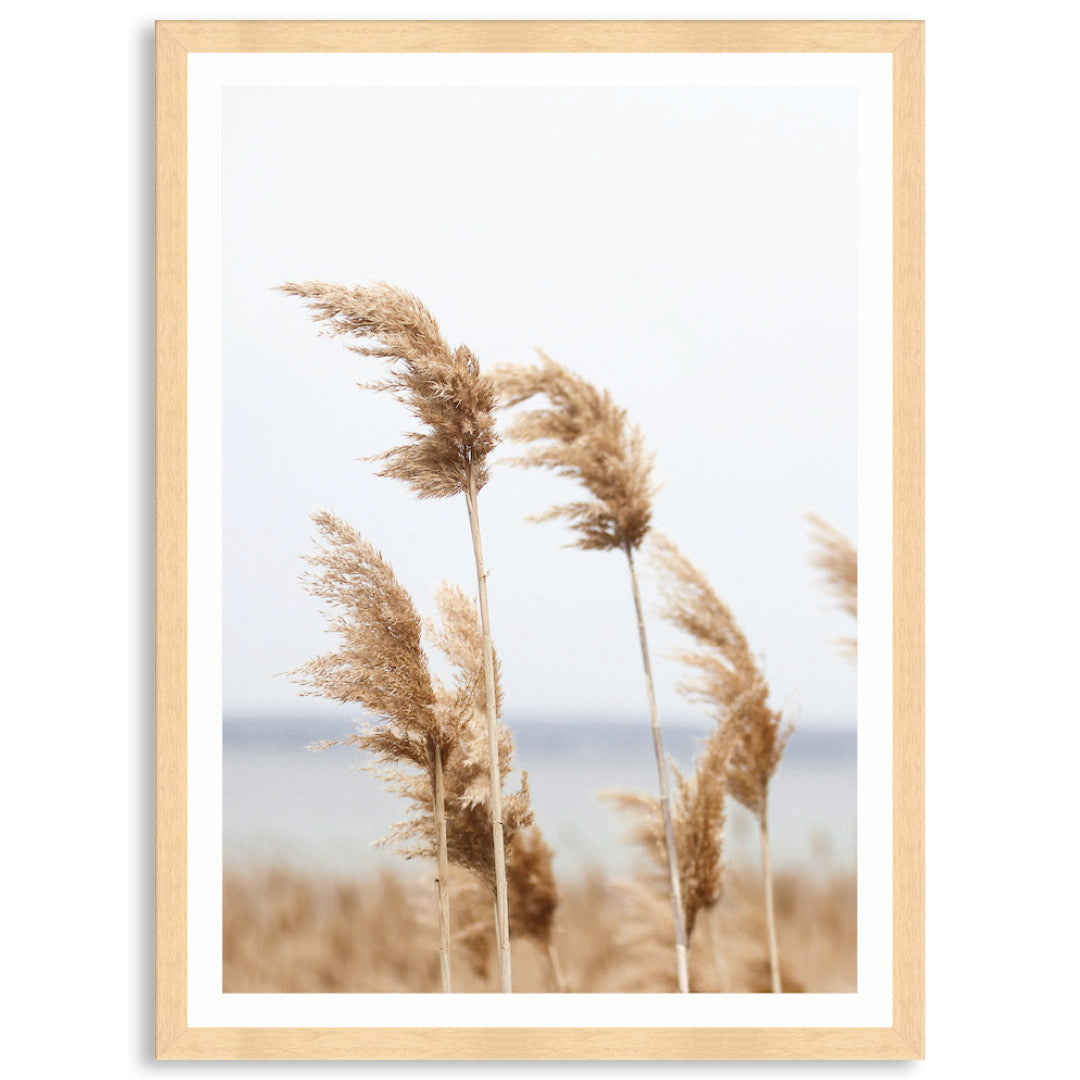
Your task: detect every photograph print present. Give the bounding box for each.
[215,60,878,1000]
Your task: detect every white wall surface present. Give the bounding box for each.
[3,0,1077,1074]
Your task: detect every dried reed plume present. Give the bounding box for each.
[279,280,513,991]
[276,280,497,498]
[494,351,689,993]
[807,513,858,661]
[650,533,793,993]
[292,510,453,989]
[606,720,734,950]
[495,350,656,552]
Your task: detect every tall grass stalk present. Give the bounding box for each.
[495,351,689,993]
[626,546,690,991]
[759,809,781,993]
[279,280,513,992]
[423,583,534,987]
[464,471,511,989]
[432,744,452,991]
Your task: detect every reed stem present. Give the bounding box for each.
[759,806,782,993]
[433,742,452,993]
[464,468,512,994]
[625,546,689,994]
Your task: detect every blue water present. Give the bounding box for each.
[223,713,856,880]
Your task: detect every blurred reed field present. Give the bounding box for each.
[223,863,855,993]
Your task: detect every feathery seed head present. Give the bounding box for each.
[650,533,792,819]
[493,350,657,552]
[291,511,437,740]
[277,280,498,498]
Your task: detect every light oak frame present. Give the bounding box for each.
[156,19,924,1060]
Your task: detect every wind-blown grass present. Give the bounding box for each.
[277,280,498,499]
[650,533,793,993]
[295,527,540,992]
[495,349,655,552]
[494,350,690,993]
[280,279,515,991]
[292,510,454,988]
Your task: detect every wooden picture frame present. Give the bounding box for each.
[156,19,923,1060]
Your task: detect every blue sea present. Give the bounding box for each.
[224,713,856,880]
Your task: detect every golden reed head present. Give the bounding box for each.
[278,280,498,499]
[292,510,436,739]
[650,533,791,820]
[493,350,657,552]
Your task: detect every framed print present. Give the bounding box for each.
[156,20,924,1060]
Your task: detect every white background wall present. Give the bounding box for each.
[3,0,1077,1074]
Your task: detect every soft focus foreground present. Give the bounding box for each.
[223,864,855,993]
